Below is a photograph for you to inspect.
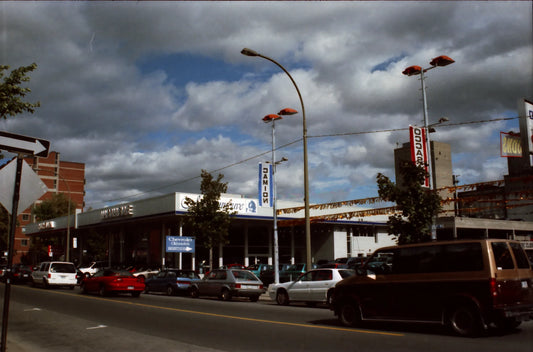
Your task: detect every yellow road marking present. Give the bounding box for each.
[20,286,404,337]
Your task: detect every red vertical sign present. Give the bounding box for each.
[409,126,429,187]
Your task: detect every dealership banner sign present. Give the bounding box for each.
[500,132,522,157]
[258,162,273,207]
[409,126,429,188]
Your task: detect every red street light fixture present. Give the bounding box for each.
[263,114,283,122]
[402,55,455,76]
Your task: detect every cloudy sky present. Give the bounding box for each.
[1,1,532,210]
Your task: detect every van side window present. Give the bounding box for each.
[492,242,514,269]
[393,243,483,274]
[443,243,483,272]
[509,242,531,269]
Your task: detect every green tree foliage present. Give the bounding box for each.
[184,170,236,270]
[0,63,40,120]
[33,193,77,221]
[376,161,441,244]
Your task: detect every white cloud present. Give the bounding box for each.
[1,1,531,209]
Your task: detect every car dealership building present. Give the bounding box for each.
[24,191,533,271]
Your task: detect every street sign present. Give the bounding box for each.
[0,131,50,157]
[0,159,48,214]
[166,236,195,253]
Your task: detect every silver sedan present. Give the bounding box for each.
[268,268,355,306]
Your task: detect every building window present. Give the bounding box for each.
[22,214,30,222]
[21,239,29,247]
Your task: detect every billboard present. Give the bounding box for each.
[258,162,273,207]
[409,126,429,188]
[500,132,522,157]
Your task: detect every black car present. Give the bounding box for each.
[144,269,200,296]
[11,264,33,284]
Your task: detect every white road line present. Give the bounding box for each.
[86,325,107,330]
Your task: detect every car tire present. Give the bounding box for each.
[326,290,334,306]
[447,304,483,337]
[80,283,87,294]
[166,286,175,296]
[190,287,200,298]
[220,289,232,301]
[131,291,141,298]
[250,295,260,302]
[99,285,107,297]
[43,279,49,289]
[276,290,290,306]
[338,300,362,327]
[144,285,150,294]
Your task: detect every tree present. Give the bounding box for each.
[33,193,77,221]
[184,170,236,270]
[0,63,40,120]
[376,161,441,244]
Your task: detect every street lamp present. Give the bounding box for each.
[263,108,295,284]
[403,55,454,239]
[33,168,72,261]
[241,48,312,270]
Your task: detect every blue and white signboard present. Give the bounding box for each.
[258,162,273,207]
[166,236,195,253]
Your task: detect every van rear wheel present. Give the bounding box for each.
[447,304,483,337]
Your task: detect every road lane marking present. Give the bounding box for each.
[87,325,107,330]
[18,286,404,337]
[23,308,41,311]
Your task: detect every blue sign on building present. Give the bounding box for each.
[166,236,195,253]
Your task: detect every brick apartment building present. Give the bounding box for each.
[10,151,85,263]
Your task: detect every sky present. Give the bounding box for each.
[1,1,532,211]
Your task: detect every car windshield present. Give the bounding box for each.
[104,270,134,277]
[50,263,76,273]
[232,270,258,281]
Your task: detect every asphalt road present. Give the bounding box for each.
[1,283,533,351]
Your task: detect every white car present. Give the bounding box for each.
[268,268,355,306]
[78,261,107,276]
[31,261,78,289]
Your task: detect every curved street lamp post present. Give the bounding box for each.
[241,48,312,270]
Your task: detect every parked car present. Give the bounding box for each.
[268,268,355,306]
[279,263,318,283]
[131,267,160,279]
[246,264,273,278]
[11,264,33,284]
[331,239,533,337]
[189,269,265,302]
[31,261,77,289]
[80,268,145,297]
[78,261,107,275]
[144,269,200,296]
[259,264,291,286]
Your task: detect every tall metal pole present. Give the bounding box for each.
[420,69,436,240]
[271,119,280,284]
[1,155,23,352]
[241,48,312,270]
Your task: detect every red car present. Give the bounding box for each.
[80,269,145,297]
